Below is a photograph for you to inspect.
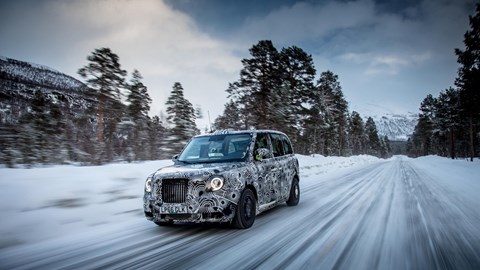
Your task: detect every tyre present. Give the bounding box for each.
[286,177,300,206]
[232,189,256,229]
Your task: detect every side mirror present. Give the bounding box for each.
[172,155,179,163]
[255,148,272,161]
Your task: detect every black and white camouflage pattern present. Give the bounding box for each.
[143,130,299,224]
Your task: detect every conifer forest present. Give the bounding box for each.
[0,4,479,166]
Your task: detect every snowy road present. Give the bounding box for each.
[1,156,480,269]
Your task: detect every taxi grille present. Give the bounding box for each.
[161,179,188,203]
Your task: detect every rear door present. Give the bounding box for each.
[270,133,292,201]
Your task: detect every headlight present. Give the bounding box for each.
[207,176,224,191]
[145,177,152,192]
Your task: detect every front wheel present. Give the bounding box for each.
[232,189,256,229]
[286,178,300,206]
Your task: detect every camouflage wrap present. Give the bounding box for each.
[143,130,300,224]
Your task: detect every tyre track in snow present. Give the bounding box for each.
[282,160,397,269]
[182,161,392,269]
[399,159,480,269]
[1,157,479,269]
[1,224,212,269]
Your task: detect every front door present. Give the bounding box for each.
[252,133,278,205]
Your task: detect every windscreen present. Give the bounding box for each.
[177,134,252,163]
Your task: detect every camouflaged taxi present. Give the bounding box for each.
[143,130,300,229]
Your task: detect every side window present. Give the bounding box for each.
[228,141,235,154]
[255,133,269,149]
[282,135,293,155]
[254,133,272,160]
[270,134,285,157]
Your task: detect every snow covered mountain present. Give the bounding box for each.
[0,56,84,91]
[367,113,418,141]
[0,56,91,124]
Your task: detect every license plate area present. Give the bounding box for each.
[160,205,188,214]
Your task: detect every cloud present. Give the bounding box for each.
[367,56,414,75]
[234,0,469,68]
[46,0,241,76]
[340,51,432,75]
[237,0,376,46]
[1,0,475,123]
[1,0,243,129]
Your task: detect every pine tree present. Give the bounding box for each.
[47,102,67,163]
[412,114,433,156]
[348,111,365,155]
[72,110,97,164]
[436,88,461,159]
[78,48,127,163]
[406,138,416,157]
[127,70,151,121]
[0,123,19,167]
[301,105,324,155]
[126,69,152,160]
[227,40,283,129]
[455,3,480,161]
[18,119,36,165]
[148,115,166,159]
[379,137,388,158]
[414,95,437,156]
[29,90,50,163]
[313,71,349,156]
[383,135,392,155]
[420,94,437,119]
[279,46,316,150]
[213,100,244,130]
[63,120,76,163]
[365,117,381,156]
[164,82,199,155]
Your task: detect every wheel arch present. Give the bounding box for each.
[244,183,258,203]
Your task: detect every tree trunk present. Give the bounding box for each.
[449,129,455,159]
[97,96,104,143]
[469,117,474,162]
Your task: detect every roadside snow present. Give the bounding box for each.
[297,154,382,184]
[411,155,480,210]
[0,155,477,250]
[0,160,171,247]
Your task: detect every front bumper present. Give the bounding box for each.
[144,196,235,223]
[143,167,247,224]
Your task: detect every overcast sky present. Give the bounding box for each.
[0,0,476,130]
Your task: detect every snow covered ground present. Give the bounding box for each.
[1,155,479,269]
[0,155,378,248]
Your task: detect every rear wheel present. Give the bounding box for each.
[286,177,300,206]
[232,189,256,229]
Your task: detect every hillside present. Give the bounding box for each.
[369,113,418,141]
[0,57,100,166]
[0,56,92,125]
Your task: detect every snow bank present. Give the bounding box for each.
[0,160,172,247]
[0,155,383,248]
[1,154,476,250]
[410,155,480,209]
[296,154,382,184]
